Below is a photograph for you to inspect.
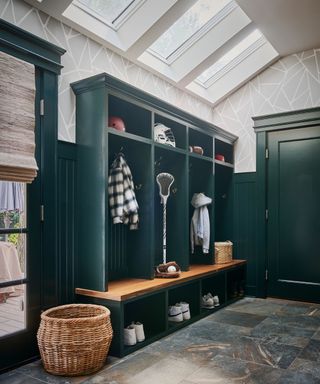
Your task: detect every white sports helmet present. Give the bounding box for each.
[154,123,176,147]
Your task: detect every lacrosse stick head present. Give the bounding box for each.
[156,173,174,204]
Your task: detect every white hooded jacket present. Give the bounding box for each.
[190,193,212,254]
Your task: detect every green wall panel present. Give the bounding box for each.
[57,141,77,304]
[233,173,257,296]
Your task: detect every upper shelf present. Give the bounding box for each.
[215,159,234,169]
[215,137,234,166]
[71,73,238,144]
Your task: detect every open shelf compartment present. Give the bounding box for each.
[123,291,166,352]
[189,127,213,158]
[189,157,214,265]
[107,134,153,281]
[226,265,246,301]
[168,281,200,328]
[215,138,234,165]
[215,163,233,243]
[154,147,188,271]
[154,113,187,150]
[201,272,226,313]
[108,94,151,139]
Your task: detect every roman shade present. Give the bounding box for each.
[0,51,38,183]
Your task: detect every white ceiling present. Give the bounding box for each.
[236,0,320,56]
[23,0,320,107]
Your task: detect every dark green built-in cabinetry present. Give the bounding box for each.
[71,73,245,357]
[71,73,237,290]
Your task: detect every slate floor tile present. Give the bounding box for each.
[16,359,105,384]
[226,298,285,316]
[188,316,251,342]
[217,335,302,369]
[209,308,267,328]
[83,355,200,384]
[312,330,320,340]
[0,371,45,384]
[251,317,315,348]
[289,357,320,379]
[185,354,319,384]
[277,303,318,316]
[298,339,320,362]
[269,314,320,330]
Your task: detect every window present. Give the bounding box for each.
[0,182,27,336]
[148,0,231,61]
[75,0,139,29]
[196,29,264,87]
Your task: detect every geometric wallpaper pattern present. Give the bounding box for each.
[0,0,214,142]
[212,49,320,172]
[1,0,320,172]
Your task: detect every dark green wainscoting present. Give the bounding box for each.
[57,141,77,304]
[233,173,257,296]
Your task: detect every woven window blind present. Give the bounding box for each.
[0,51,38,183]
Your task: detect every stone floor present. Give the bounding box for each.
[1,297,320,383]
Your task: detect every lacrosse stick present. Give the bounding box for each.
[156,173,174,265]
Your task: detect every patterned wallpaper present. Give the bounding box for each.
[212,49,320,172]
[1,0,320,172]
[0,0,214,143]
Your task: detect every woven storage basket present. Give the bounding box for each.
[37,304,113,376]
[214,241,233,264]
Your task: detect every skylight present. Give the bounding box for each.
[76,0,136,27]
[148,0,232,60]
[196,29,264,86]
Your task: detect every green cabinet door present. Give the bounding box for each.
[267,126,320,302]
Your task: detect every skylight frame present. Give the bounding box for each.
[195,34,266,89]
[147,0,236,65]
[73,0,145,31]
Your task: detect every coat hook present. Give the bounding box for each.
[172,187,178,194]
[115,146,124,158]
[154,156,162,166]
[135,184,143,191]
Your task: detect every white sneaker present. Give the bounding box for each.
[201,294,214,309]
[132,322,145,342]
[124,325,137,346]
[213,295,220,307]
[168,305,183,322]
[176,302,191,320]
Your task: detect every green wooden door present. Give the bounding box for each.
[267,126,320,302]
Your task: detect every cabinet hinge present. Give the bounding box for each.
[265,148,269,159]
[265,209,269,221]
[265,269,268,280]
[40,205,44,222]
[40,99,45,116]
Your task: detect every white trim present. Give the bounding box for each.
[73,0,145,31]
[147,0,237,64]
[195,36,267,88]
[113,0,146,29]
[167,0,237,63]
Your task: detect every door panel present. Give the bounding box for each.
[0,67,42,372]
[268,127,320,302]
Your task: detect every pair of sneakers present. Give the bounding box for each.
[124,322,145,346]
[201,293,219,309]
[168,302,190,322]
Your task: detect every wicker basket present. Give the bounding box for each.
[214,241,233,264]
[37,304,113,376]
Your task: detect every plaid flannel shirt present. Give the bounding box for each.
[108,155,139,230]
